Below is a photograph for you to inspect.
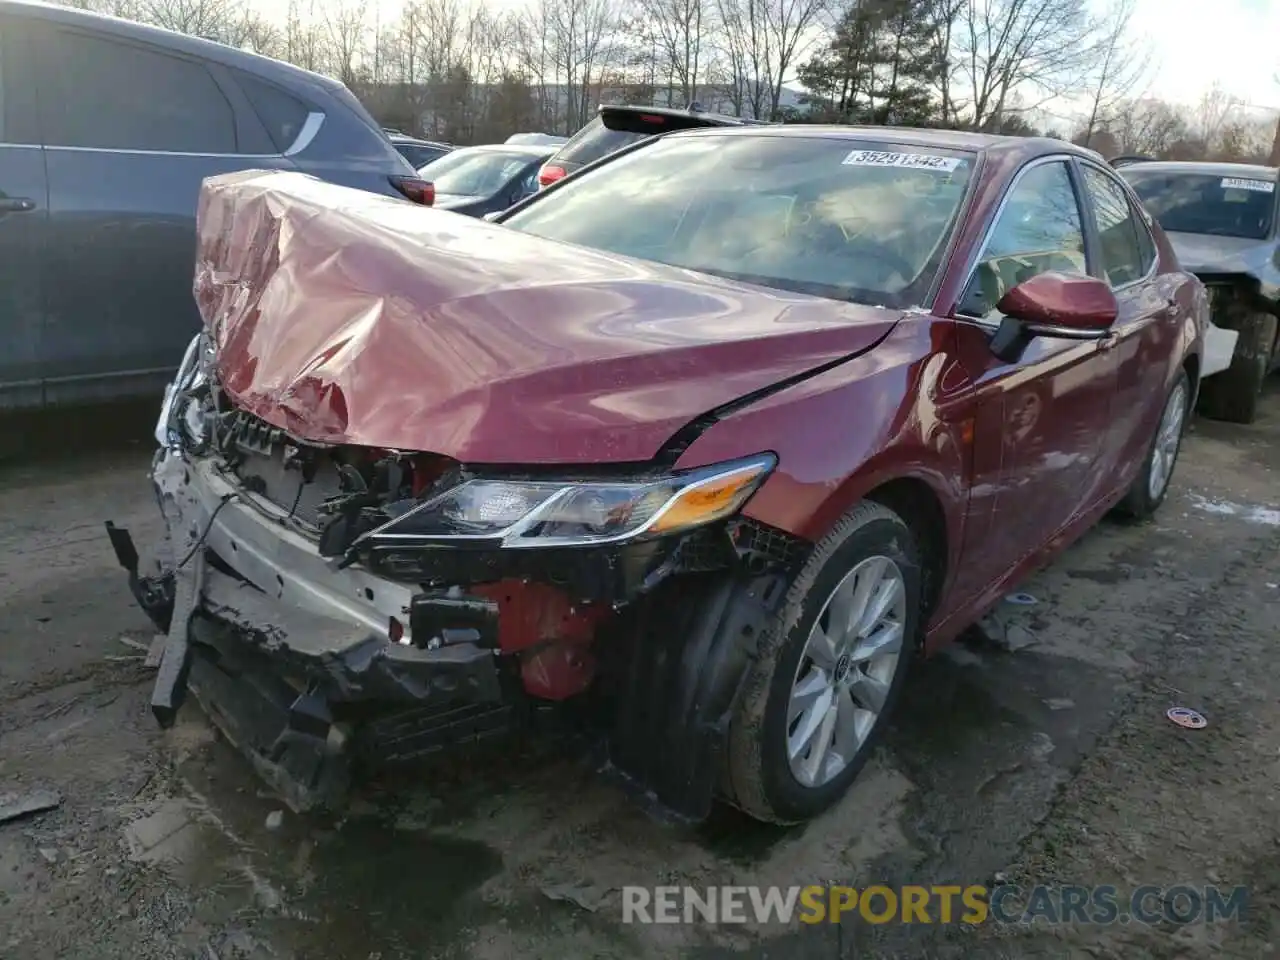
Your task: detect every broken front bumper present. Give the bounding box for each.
[107,449,512,810]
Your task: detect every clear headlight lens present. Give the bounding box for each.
[365,453,777,549]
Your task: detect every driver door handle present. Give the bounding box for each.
[0,197,35,214]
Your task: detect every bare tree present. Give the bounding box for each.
[320,0,370,87]
[1193,82,1241,149]
[538,0,616,132]
[1111,97,1190,156]
[716,0,829,119]
[639,0,711,106]
[284,0,326,72]
[954,0,1097,130]
[1079,0,1149,149]
[142,0,251,43]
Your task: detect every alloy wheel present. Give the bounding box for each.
[1148,380,1188,500]
[785,555,906,788]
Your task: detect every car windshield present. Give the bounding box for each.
[419,150,534,196]
[1120,170,1276,240]
[504,134,975,308]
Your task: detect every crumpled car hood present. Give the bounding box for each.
[1166,231,1280,293]
[194,170,903,464]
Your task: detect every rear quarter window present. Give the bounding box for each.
[236,73,311,153]
[555,117,647,166]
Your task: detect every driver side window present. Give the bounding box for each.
[960,161,1087,320]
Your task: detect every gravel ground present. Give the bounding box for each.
[0,385,1277,960]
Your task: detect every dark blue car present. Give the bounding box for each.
[0,0,430,410]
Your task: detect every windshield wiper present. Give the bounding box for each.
[684,266,874,305]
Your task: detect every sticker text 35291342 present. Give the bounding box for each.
[842,150,963,173]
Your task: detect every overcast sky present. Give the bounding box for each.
[1132,0,1279,108]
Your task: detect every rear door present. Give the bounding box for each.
[1076,161,1171,493]
[0,16,49,410]
[30,23,292,404]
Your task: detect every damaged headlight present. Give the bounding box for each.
[155,332,213,449]
[363,453,777,549]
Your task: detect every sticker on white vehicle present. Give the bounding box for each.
[1220,177,1275,193]
[842,150,962,172]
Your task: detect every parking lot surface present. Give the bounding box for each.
[1,387,1278,959]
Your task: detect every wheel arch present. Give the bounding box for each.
[861,475,950,632]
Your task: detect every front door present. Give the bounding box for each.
[947,158,1119,606]
[0,17,49,410]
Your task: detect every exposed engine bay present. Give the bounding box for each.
[106,333,807,819]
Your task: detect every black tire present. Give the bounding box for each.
[1116,368,1191,521]
[722,501,922,824]
[1196,312,1277,425]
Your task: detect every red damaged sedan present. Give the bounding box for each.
[107,126,1207,825]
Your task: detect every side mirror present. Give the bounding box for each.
[988,272,1118,362]
[997,272,1118,332]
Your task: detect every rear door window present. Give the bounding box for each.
[235,73,310,153]
[554,117,647,167]
[1081,166,1148,287]
[38,29,236,154]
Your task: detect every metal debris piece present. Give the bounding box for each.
[145,635,168,669]
[976,611,1038,651]
[1004,592,1038,606]
[541,881,615,912]
[117,636,151,653]
[0,789,63,824]
[1167,707,1207,730]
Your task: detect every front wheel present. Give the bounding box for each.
[1117,369,1190,520]
[723,501,921,824]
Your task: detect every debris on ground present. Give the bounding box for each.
[541,881,615,912]
[38,847,59,864]
[1166,706,1208,729]
[1045,698,1076,711]
[1004,592,1039,606]
[145,635,167,668]
[124,799,200,864]
[265,810,284,830]
[974,611,1038,651]
[0,788,63,825]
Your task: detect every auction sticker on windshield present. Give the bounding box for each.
[1221,177,1275,193]
[842,150,962,172]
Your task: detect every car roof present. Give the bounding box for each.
[660,123,1109,165]
[0,0,344,90]
[1113,159,1279,180]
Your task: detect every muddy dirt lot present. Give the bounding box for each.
[1,386,1278,960]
